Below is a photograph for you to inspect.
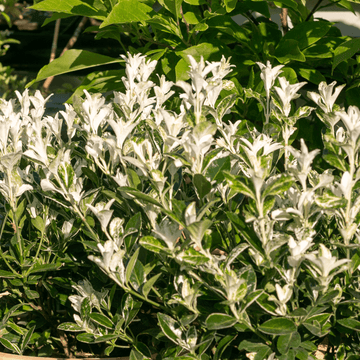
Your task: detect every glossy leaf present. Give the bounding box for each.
[179,247,209,265]
[140,236,168,253]
[0,270,20,278]
[157,313,182,344]
[332,38,360,73]
[28,262,63,274]
[142,273,162,299]
[337,318,360,331]
[259,318,297,335]
[77,333,96,344]
[205,313,237,330]
[21,325,36,351]
[57,322,84,332]
[277,332,301,354]
[89,313,114,329]
[100,0,153,27]
[282,21,332,49]
[125,247,140,285]
[262,175,293,198]
[275,39,306,63]
[193,174,211,199]
[0,338,21,354]
[187,219,213,244]
[26,50,123,88]
[30,0,107,20]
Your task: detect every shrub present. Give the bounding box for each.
[1,52,360,359]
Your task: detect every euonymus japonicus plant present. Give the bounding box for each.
[2,53,360,358]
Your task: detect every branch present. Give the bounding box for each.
[280,8,288,34]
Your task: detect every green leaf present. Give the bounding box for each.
[187,219,213,245]
[126,168,142,191]
[24,288,39,300]
[179,247,209,265]
[315,191,347,209]
[224,0,237,12]
[142,273,162,299]
[302,321,327,337]
[30,0,107,20]
[77,333,96,344]
[130,260,146,291]
[277,332,301,354]
[193,174,212,199]
[303,44,333,59]
[217,93,238,120]
[89,313,114,329]
[119,187,162,207]
[100,0,153,27]
[0,270,20,278]
[332,38,360,73]
[31,216,45,233]
[262,175,293,198]
[275,39,306,63]
[122,294,142,328]
[282,21,332,49]
[226,212,264,256]
[259,318,297,335]
[21,325,36,352]
[82,167,100,187]
[0,338,21,354]
[94,335,119,343]
[337,318,360,331]
[295,67,326,85]
[70,69,125,102]
[157,313,182,344]
[162,0,183,18]
[176,42,220,67]
[1,304,24,326]
[57,322,84,332]
[224,172,256,200]
[28,262,63,274]
[126,247,140,285]
[81,297,91,319]
[26,50,123,88]
[140,236,168,253]
[273,0,298,10]
[206,156,231,182]
[214,334,237,360]
[7,322,25,336]
[205,313,237,330]
[323,152,349,172]
[239,339,272,353]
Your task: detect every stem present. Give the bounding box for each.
[245,11,259,26]
[265,92,270,124]
[43,17,88,92]
[305,0,324,21]
[11,207,23,264]
[109,273,167,311]
[54,173,100,244]
[280,8,288,34]
[0,214,18,276]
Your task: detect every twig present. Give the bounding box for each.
[280,8,288,34]
[49,18,61,63]
[305,0,324,21]
[43,17,88,93]
[245,11,259,26]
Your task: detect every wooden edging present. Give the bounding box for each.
[0,354,130,360]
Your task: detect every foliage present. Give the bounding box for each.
[2,52,360,359]
[27,0,360,107]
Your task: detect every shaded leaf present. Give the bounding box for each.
[205,313,237,330]
[259,318,297,335]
